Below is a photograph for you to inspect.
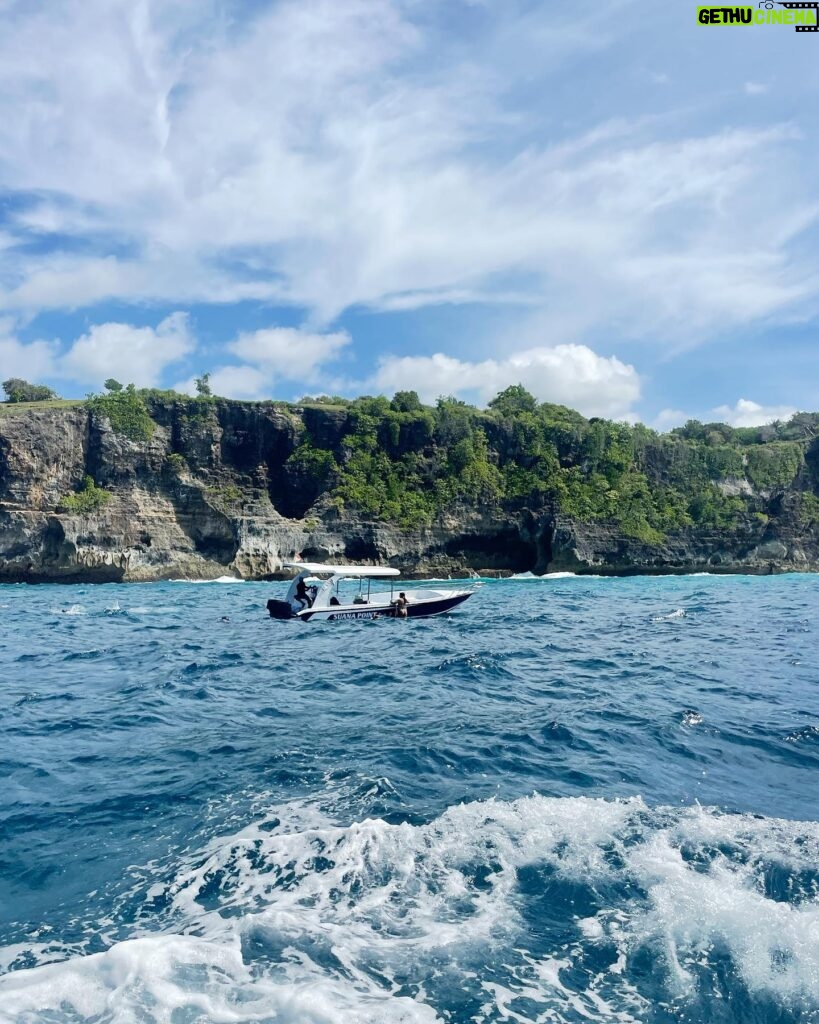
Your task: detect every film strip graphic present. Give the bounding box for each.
[774,1,819,30]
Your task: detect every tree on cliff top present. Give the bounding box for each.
[2,378,59,403]
[390,390,423,413]
[488,384,538,417]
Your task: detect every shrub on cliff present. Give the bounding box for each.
[87,385,155,442]
[59,475,112,514]
[744,442,803,490]
[165,453,186,475]
[796,492,819,527]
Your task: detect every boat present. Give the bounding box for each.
[266,562,477,621]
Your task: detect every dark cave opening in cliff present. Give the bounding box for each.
[444,530,538,574]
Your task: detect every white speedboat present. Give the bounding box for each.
[266,562,476,621]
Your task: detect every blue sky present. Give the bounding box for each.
[1,0,818,427]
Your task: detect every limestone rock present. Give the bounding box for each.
[1,403,817,582]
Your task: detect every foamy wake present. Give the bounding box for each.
[1,795,818,1023]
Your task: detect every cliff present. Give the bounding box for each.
[0,396,818,582]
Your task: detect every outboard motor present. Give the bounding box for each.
[267,599,295,619]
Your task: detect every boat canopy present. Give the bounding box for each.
[282,561,400,578]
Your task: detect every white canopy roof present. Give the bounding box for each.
[282,561,400,577]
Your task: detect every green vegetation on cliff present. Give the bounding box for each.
[4,382,818,544]
[285,388,819,541]
[59,475,112,514]
[87,385,157,442]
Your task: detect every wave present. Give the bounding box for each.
[651,608,686,621]
[509,571,580,580]
[168,575,245,584]
[51,603,85,616]
[1,794,817,1022]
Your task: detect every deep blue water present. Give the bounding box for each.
[0,573,818,1023]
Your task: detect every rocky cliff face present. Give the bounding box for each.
[1,402,817,582]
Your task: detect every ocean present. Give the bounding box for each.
[0,573,817,1023]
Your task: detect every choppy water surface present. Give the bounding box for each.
[0,574,818,1023]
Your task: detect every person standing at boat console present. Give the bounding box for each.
[295,577,313,609]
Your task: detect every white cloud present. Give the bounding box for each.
[0,0,815,348]
[711,398,797,428]
[1,315,347,400]
[229,328,350,383]
[1,312,194,392]
[172,326,351,399]
[0,335,60,381]
[60,312,193,388]
[653,408,689,431]
[173,365,270,401]
[652,399,799,432]
[370,344,641,419]
[744,81,768,96]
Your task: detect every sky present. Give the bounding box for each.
[1,0,818,429]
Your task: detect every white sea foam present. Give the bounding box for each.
[651,608,686,621]
[510,571,582,580]
[53,603,85,616]
[1,795,817,1022]
[169,575,244,584]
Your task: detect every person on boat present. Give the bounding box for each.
[295,577,313,609]
[393,592,409,618]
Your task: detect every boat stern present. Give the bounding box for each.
[267,598,295,619]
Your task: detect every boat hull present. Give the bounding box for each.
[265,589,473,622]
[301,591,472,621]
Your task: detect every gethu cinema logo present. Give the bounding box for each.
[697,2,819,29]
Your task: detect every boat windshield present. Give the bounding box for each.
[328,575,395,606]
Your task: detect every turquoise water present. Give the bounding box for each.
[0,574,817,1023]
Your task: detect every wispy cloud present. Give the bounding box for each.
[0,0,816,350]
